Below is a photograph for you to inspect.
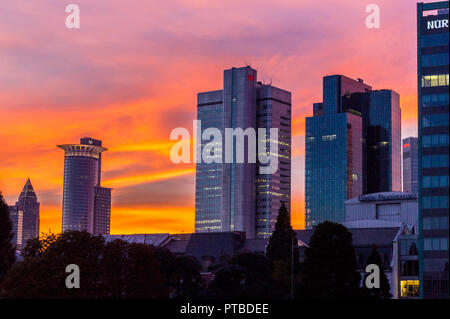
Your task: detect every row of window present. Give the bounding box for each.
[423,196,449,209]
[421,53,449,67]
[423,216,449,230]
[423,258,448,273]
[423,237,449,251]
[422,134,449,147]
[423,113,449,127]
[421,33,449,47]
[423,175,449,188]
[422,154,449,168]
[422,93,449,107]
[421,74,449,87]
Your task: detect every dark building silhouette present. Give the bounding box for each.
[58,137,111,234]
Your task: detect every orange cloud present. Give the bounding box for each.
[1,0,419,235]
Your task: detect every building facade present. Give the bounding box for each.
[58,137,111,234]
[365,90,402,194]
[417,1,449,299]
[305,75,401,228]
[403,137,419,194]
[345,191,418,229]
[93,186,112,235]
[195,66,291,239]
[14,178,40,246]
[8,206,23,249]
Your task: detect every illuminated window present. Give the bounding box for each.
[321,134,337,141]
[422,74,449,87]
[400,280,420,298]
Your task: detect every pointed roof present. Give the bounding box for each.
[19,178,37,200]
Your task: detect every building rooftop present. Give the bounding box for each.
[19,178,37,200]
[346,191,418,204]
[295,227,401,247]
[103,233,171,246]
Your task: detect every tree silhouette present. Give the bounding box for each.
[0,230,190,299]
[266,202,300,298]
[299,221,361,298]
[361,245,392,299]
[0,192,15,282]
[205,252,275,299]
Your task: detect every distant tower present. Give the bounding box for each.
[58,137,111,234]
[8,206,23,249]
[15,178,40,246]
[402,137,418,194]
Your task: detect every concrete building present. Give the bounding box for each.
[345,191,418,229]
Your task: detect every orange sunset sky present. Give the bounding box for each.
[0,0,419,234]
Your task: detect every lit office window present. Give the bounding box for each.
[421,74,449,87]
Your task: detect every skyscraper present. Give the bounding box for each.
[364,90,402,194]
[305,75,401,228]
[58,137,111,234]
[195,66,291,239]
[15,178,40,246]
[403,137,419,194]
[417,1,449,299]
[8,206,23,249]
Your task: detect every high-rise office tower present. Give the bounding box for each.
[8,206,23,249]
[364,90,402,194]
[195,66,291,239]
[93,186,112,235]
[305,75,401,228]
[403,137,419,194]
[417,1,449,299]
[58,137,112,234]
[15,178,40,246]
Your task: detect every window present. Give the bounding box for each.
[422,175,449,188]
[422,155,449,168]
[422,93,449,107]
[423,196,449,209]
[423,114,449,127]
[422,74,449,87]
[422,53,450,67]
[400,280,420,298]
[424,237,449,251]
[423,217,449,230]
[421,33,449,47]
[423,134,449,147]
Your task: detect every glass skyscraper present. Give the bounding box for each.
[417,1,449,299]
[305,75,401,228]
[403,137,419,194]
[58,137,111,234]
[195,66,291,239]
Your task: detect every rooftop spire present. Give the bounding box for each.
[19,178,37,199]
